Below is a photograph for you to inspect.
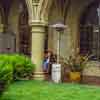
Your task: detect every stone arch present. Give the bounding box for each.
[77,0,98,52]
[46,0,98,56]
[25,0,33,24]
[8,0,22,52]
[63,0,95,53]
[41,0,98,57]
[39,0,54,22]
[8,0,30,54]
[18,2,31,56]
[40,0,69,22]
[79,0,100,55]
[8,0,31,32]
[79,0,99,24]
[44,0,71,57]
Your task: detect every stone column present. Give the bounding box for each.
[30,21,46,80]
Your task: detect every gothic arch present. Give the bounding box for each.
[79,0,97,25]
[40,0,70,22]
[43,0,72,57]
[18,3,31,56]
[25,0,33,24]
[79,0,100,56]
[8,0,30,54]
[8,0,21,52]
[39,0,54,22]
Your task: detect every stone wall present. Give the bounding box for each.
[82,61,100,85]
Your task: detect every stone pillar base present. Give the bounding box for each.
[33,72,46,80]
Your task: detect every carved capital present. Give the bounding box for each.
[29,21,47,34]
[32,0,41,20]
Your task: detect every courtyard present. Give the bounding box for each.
[1,80,100,100]
[1,0,100,99]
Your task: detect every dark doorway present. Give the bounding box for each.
[18,2,31,56]
[80,0,100,60]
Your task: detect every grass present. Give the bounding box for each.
[1,80,100,100]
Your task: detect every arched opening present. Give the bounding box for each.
[47,0,68,55]
[80,0,100,60]
[18,1,31,56]
[0,0,31,55]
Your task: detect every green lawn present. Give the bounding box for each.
[1,80,100,100]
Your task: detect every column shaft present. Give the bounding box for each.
[31,22,46,80]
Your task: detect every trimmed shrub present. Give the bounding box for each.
[0,62,13,95]
[10,54,35,80]
[0,54,35,94]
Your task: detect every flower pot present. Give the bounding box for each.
[69,72,81,83]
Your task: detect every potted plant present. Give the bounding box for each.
[65,52,90,83]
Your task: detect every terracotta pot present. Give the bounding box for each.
[69,72,81,82]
